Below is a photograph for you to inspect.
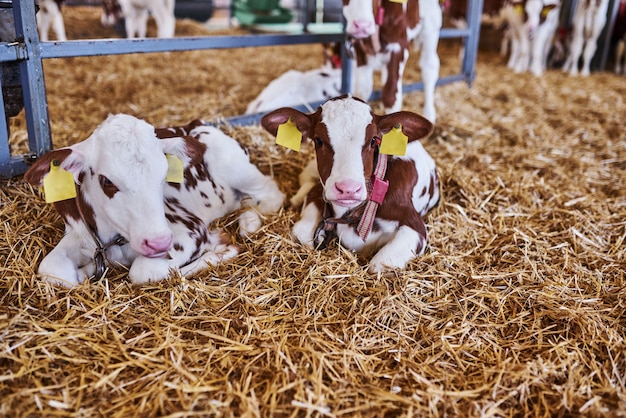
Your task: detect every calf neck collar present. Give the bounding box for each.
[314,150,389,248]
[75,187,128,281]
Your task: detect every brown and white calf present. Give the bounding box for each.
[501,0,561,76]
[262,95,439,272]
[101,0,175,38]
[342,0,442,122]
[562,0,610,76]
[37,0,67,42]
[24,114,284,287]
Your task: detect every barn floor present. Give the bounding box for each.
[1,6,625,417]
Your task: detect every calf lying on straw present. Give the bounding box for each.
[25,114,284,287]
[262,95,439,272]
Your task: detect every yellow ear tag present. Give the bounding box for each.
[379,124,408,156]
[514,4,524,15]
[275,118,302,152]
[42,160,77,203]
[166,154,184,184]
[389,0,407,3]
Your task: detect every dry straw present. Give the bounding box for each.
[1,6,625,417]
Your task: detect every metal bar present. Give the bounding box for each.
[462,0,484,86]
[13,0,53,159]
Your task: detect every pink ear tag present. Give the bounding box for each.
[376,7,384,25]
[42,160,77,203]
[379,124,408,156]
[275,117,302,152]
[166,154,184,183]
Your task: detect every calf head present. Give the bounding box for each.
[25,114,201,259]
[342,0,381,39]
[261,95,432,211]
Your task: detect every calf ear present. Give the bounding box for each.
[159,136,204,168]
[377,111,434,142]
[23,148,80,186]
[260,107,314,139]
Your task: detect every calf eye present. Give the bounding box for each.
[99,175,119,197]
[313,137,323,148]
[370,136,381,148]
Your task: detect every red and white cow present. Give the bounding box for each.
[342,0,442,122]
[501,0,561,76]
[37,0,67,42]
[24,114,284,287]
[262,95,439,272]
[101,0,175,38]
[562,0,610,76]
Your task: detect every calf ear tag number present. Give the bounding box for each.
[166,154,184,183]
[43,160,77,203]
[380,124,408,156]
[275,118,302,152]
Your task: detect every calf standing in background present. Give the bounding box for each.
[562,0,610,76]
[501,0,561,76]
[101,0,176,38]
[25,115,284,287]
[342,0,442,122]
[37,0,67,41]
[262,95,439,273]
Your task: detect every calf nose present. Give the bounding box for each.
[334,180,363,200]
[349,19,375,38]
[142,234,173,257]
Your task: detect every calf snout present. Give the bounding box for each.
[331,179,365,205]
[141,234,173,258]
[348,19,376,39]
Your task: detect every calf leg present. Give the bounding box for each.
[352,64,375,104]
[565,28,584,75]
[616,38,626,74]
[194,126,285,236]
[419,24,440,123]
[293,202,323,248]
[151,0,176,38]
[369,224,427,273]
[37,233,93,287]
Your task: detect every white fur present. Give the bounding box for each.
[246,68,342,114]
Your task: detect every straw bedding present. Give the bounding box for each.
[1,6,625,417]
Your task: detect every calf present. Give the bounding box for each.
[101,0,175,38]
[37,0,67,42]
[562,0,610,76]
[262,95,439,272]
[342,0,442,122]
[24,114,284,287]
[501,0,561,76]
[245,68,342,115]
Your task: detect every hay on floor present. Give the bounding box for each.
[1,6,625,417]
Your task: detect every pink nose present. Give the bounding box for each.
[334,180,363,200]
[142,234,173,257]
[349,19,375,38]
